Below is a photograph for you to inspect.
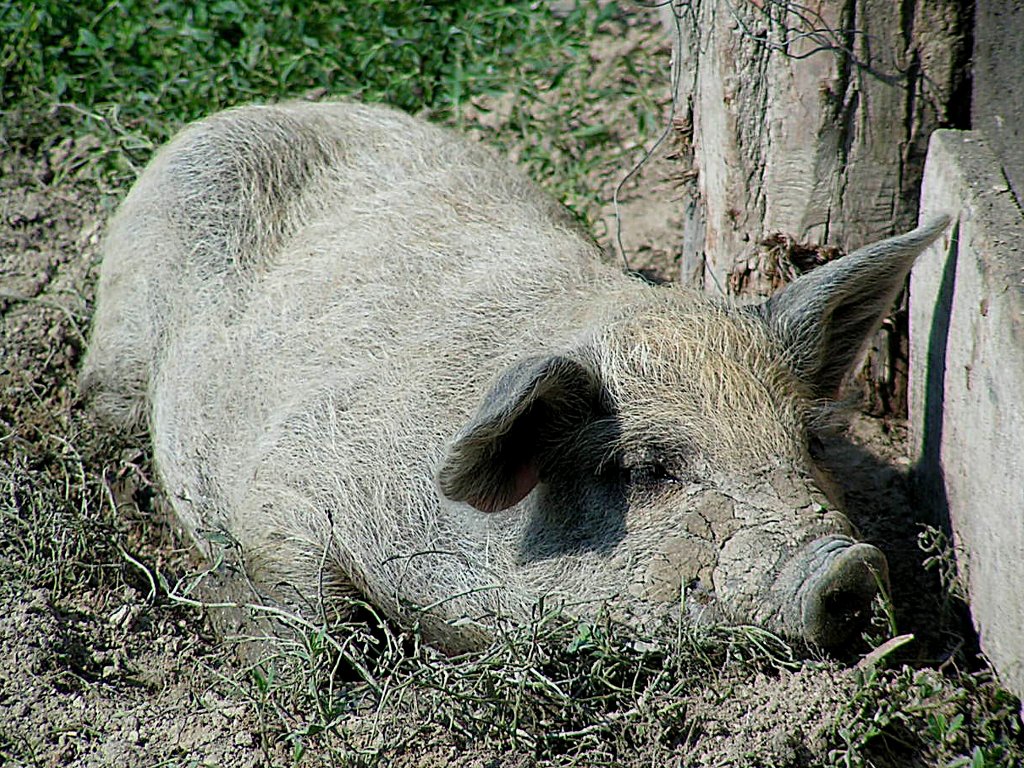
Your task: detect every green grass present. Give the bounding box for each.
[1,1,631,201]
[2,0,584,119]
[1,0,666,223]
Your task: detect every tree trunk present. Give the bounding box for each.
[663,0,971,415]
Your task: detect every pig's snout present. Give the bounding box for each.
[796,537,889,648]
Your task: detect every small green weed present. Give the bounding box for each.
[919,525,970,604]
[831,663,1022,768]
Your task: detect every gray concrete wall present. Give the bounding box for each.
[974,0,1024,210]
[911,129,1024,699]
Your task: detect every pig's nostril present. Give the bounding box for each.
[823,586,869,623]
[802,542,889,648]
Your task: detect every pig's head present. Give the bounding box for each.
[437,218,948,648]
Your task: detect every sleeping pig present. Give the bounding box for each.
[80,101,949,650]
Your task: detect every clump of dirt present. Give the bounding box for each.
[729,232,842,296]
[0,585,275,767]
[681,665,857,767]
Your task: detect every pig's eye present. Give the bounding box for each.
[599,454,684,490]
[626,461,680,488]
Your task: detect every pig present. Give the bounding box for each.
[80,100,950,651]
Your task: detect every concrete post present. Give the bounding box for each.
[911,129,1024,700]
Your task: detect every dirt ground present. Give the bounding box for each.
[0,143,287,766]
[1,12,1021,768]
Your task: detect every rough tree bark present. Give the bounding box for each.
[662,0,971,414]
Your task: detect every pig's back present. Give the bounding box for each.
[130,102,618,591]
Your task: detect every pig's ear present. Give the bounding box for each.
[437,354,602,513]
[756,216,950,398]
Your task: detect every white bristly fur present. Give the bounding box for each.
[81,101,949,650]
